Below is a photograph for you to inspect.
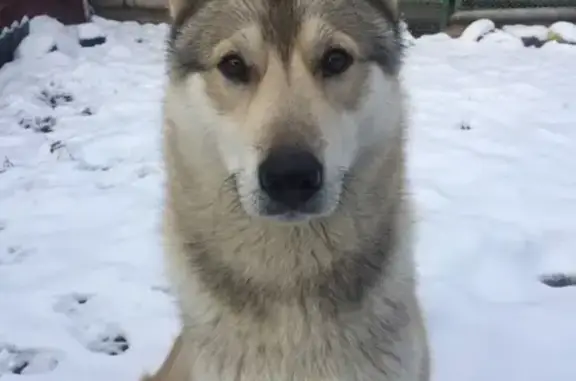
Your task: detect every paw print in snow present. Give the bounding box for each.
[84,328,130,356]
[81,107,94,116]
[67,320,130,356]
[53,292,92,315]
[53,293,131,356]
[540,273,576,288]
[0,246,34,265]
[0,343,61,376]
[19,116,56,133]
[38,89,74,109]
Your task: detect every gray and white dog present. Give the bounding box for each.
[141,0,431,380]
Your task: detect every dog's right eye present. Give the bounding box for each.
[319,48,353,78]
[218,54,250,83]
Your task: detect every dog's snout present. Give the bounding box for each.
[258,148,323,209]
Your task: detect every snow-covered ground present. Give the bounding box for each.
[1,15,575,381]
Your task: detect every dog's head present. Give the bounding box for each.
[166,0,405,222]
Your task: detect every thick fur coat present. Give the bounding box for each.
[141,0,431,380]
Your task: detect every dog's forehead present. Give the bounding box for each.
[169,0,400,74]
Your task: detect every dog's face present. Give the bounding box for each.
[167,0,404,222]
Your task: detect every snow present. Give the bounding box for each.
[28,15,67,36]
[503,24,550,41]
[17,16,82,59]
[76,23,105,41]
[1,15,576,381]
[549,21,576,44]
[478,29,524,47]
[459,19,495,42]
[15,35,57,60]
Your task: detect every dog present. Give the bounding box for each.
[141,0,430,380]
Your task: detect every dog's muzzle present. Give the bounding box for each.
[258,147,323,211]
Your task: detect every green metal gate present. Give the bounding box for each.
[398,0,452,35]
[456,0,575,8]
[399,0,576,35]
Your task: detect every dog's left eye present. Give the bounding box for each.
[218,53,250,83]
[319,48,353,78]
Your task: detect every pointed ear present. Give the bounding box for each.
[366,0,400,22]
[167,0,188,19]
[383,0,399,18]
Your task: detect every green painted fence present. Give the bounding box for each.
[398,0,452,35]
[399,0,576,35]
[0,17,29,70]
[456,0,576,8]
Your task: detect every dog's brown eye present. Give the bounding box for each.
[320,48,353,78]
[218,54,250,83]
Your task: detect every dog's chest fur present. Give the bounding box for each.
[161,156,424,381]
[181,289,415,381]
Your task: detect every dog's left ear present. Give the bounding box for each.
[386,0,400,17]
[370,0,400,20]
[168,0,206,19]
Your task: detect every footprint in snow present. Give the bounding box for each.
[82,328,130,356]
[540,273,576,288]
[0,246,34,266]
[136,165,159,179]
[19,116,57,133]
[53,293,131,356]
[533,232,576,289]
[38,89,74,109]
[52,293,92,314]
[81,107,94,116]
[0,343,62,376]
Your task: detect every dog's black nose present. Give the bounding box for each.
[258,148,323,209]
